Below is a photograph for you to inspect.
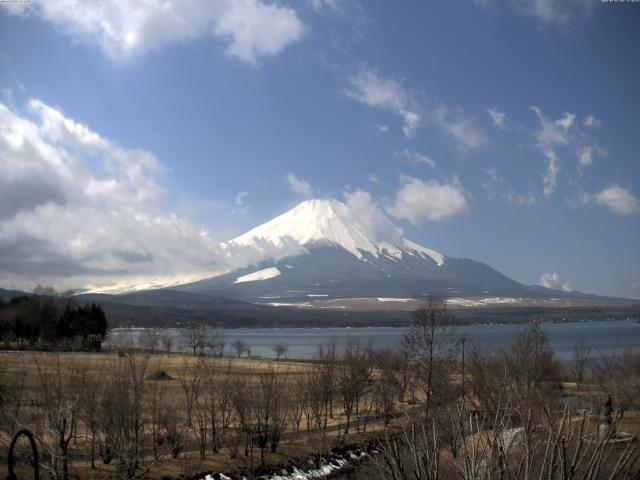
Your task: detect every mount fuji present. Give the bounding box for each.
[177,198,566,303]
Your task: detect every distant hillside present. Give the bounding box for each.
[0,288,28,301]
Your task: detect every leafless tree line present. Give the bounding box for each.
[374,299,640,480]
[0,328,428,480]
[1,298,638,480]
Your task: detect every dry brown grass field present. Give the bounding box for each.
[1,314,638,480]
[0,349,416,480]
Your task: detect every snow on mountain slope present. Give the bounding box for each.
[234,267,281,284]
[227,199,445,266]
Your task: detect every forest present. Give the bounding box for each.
[0,287,108,352]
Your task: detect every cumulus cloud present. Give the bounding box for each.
[386,175,469,225]
[583,185,640,216]
[539,272,573,292]
[399,149,436,169]
[433,105,488,150]
[1,0,306,65]
[343,190,404,245]
[0,99,223,291]
[487,107,506,129]
[345,67,421,138]
[286,172,313,197]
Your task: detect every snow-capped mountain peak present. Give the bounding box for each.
[227,198,445,266]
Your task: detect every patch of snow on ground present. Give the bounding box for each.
[269,457,349,480]
[267,302,312,308]
[446,297,522,307]
[234,267,281,284]
[376,297,412,302]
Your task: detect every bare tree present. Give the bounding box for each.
[593,344,640,409]
[160,331,173,355]
[289,372,308,436]
[33,354,78,480]
[370,347,400,427]
[504,320,559,414]
[317,338,338,425]
[271,342,288,361]
[139,327,160,353]
[78,369,102,469]
[375,406,640,480]
[337,338,371,434]
[111,334,152,478]
[233,339,249,358]
[181,321,208,356]
[209,330,227,358]
[571,339,592,389]
[254,369,288,463]
[406,297,457,422]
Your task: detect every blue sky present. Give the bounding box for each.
[0,0,639,297]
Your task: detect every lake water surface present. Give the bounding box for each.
[108,319,640,360]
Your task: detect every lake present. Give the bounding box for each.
[107,319,640,361]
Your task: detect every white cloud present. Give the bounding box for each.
[0,98,223,291]
[345,66,487,149]
[386,175,469,225]
[531,106,573,148]
[577,145,605,169]
[482,168,501,199]
[475,0,593,25]
[374,123,389,133]
[539,272,572,292]
[366,173,379,184]
[530,106,575,197]
[583,185,640,216]
[433,105,488,149]
[487,107,506,129]
[515,0,592,24]
[235,191,248,207]
[399,149,436,168]
[542,150,560,198]
[345,67,421,138]
[343,190,404,245]
[286,172,313,197]
[2,0,306,65]
[506,191,536,206]
[531,106,608,194]
[482,168,537,206]
[310,0,344,14]
[583,115,602,128]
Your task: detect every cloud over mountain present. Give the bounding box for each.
[0,99,222,291]
[386,175,469,225]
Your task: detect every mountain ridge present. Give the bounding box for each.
[175,198,600,303]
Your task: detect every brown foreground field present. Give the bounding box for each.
[0,348,416,480]
[1,312,639,480]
